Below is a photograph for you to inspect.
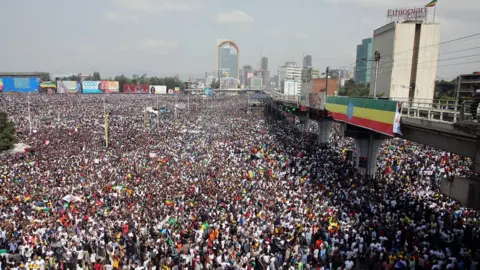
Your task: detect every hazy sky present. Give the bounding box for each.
[1,0,479,80]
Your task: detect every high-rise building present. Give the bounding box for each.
[216,40,240,81]
[261,57,269,71]
[249,76,263,90]
[278,61,302,95]
[354,38,373,84]
[242,65,253,86]
[303,55,312,68]
[370,22,440,100]
[260,57,270,87]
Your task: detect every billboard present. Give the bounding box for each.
[325,96,402,136]
[123,84,149,93]
[204,87,212,97]
[0,77,40,93]
[82,81,119,94]
[149,85,167,94]
[57,81,81,94]
[306,92,325,110]
[386,7,428,23]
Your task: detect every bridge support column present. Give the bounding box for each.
[354,137,384,177]
[297,115,310,133]
[317,119,333,147]
[345,125,386,178]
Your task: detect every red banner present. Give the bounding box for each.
[123,84,149,93]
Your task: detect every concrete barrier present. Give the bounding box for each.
[440,176,480,208]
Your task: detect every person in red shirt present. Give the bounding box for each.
[94,260,103,270]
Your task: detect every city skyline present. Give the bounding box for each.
[0,0,479,81]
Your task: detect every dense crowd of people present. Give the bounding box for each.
[0,93,478,270]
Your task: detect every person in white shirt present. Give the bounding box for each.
[35,256,45,270]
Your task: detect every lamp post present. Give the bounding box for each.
[373,51,381,99]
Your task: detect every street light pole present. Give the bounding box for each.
[325,66,330,95]
[373,51,381,99]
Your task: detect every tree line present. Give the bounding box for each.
[0,111,16,151]
[338,78,458,99]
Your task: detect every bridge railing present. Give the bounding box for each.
[390,97,478,123]
[263,89,298,103]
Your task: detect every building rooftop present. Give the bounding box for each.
[0,72,48,77]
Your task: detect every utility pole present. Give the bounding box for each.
[28,92,32,134]
[325,66,330,95]
[373,51,381,99]
[188,92,190,113]
[103,96,106,116]
[454,75,462,122]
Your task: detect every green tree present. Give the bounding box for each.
[0,112,16,151]
[114,75,132,93]
[63,74,82,81]
[149,77,165,86]
[211,79,220,89]
[39,72,51,81]
[435,79,456,99]
[93,71,101,81]
[139,74,149,84]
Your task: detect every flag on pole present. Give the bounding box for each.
[425,0,437,7]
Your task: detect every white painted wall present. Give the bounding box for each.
[370,22,439,100]
[390,23,417,100]
[370,23,396,98]
[414,24,440,101]
[284,80,297,95]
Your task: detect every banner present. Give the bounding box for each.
[306,92,325,110]
[325,96,401,136]
[204,87,212,97]
[0,77,40,93]
[168,89,173,94]
[123,84,149,93]
[57,81,80,94]
[40,82,56,94]
[82,81,119,94]
[149,85,167,94]
[0,78,4,92]
[393,102,402,135]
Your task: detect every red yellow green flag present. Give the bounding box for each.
[425,0,437,7]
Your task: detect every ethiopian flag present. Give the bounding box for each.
[425,0,437,7]
[248,171,256,179]
[325,96,401,136]
[165,199,175,207]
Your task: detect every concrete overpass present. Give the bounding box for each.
[265,90,480,207]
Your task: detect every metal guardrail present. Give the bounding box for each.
[263,89,298,103]
[390,97,478,123]
[264,91,480,124]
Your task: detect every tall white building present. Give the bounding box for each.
[278,61,302,95]
[370,21,440,100]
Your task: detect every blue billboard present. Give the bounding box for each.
[0,77,40,93]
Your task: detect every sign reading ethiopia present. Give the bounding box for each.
[387,7,427,21]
